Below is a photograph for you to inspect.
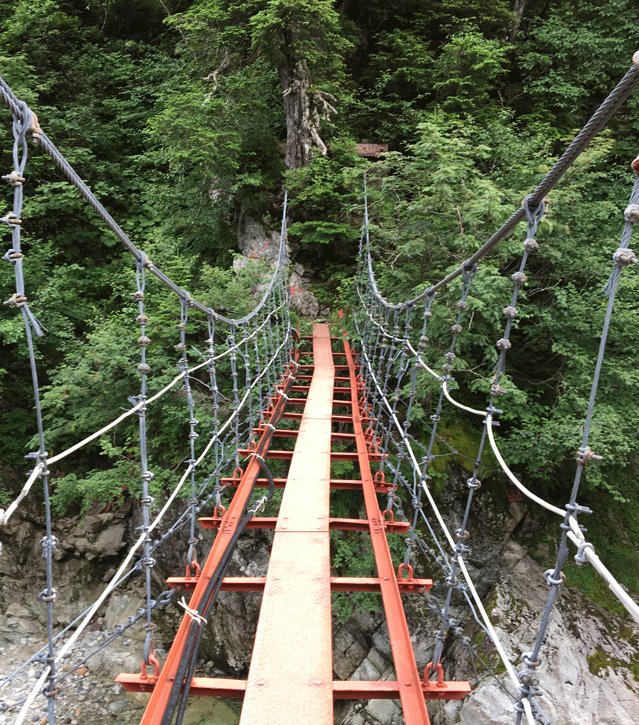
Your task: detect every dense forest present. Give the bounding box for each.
[2,0,639,594]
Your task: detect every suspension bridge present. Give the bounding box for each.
[2,54,639,725]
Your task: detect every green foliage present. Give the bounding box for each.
[50,439,174,516]
[249,0,353,74]
[432,31,512,112]
[516,0,639,128]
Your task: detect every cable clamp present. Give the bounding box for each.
[40,536,59,556]
[39,588,58,603]
[544,569,565,587]
[565,501,593,516]
[29,112,42,142]
[252,496,268,515]
[521,652,541,669]
[2,170,25,186]
[624,205,639,223]
[2,249,22,263]
[178,596,207,626]
[575,540,595,567]
[576,446,602,465]
[3,292,26,309]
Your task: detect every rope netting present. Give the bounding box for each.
[0,78,296,724]
[352,58,639,725]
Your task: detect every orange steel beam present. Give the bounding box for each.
[238,323,335,725]
[254,430,355,443]
[220,476,393,493]
[117,676,468,701]
[167,575,432,594]
[238,448,384,461]
[117,357,299,725]
[198,516,410,532]
[342,335,434,724]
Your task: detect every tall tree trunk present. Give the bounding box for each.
[279,59,337,170]
[509,0,530,42]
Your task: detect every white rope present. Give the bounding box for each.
[0,464,43,525]
[566,518,639,624]
[1,304,287,526]
[485,415,566,518]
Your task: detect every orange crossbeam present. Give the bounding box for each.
[219,476,393,493]
[199,516,410,532]
[117,675,468,700]
[166,575,432,594]
[238,448,385,461]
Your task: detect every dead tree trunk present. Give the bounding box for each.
[279,59,336,170]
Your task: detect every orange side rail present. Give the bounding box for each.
[343,335,433,724]
[117,355,298,725]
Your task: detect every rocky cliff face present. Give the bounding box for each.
[1,478,638,725]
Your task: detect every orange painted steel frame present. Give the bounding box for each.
[342,335,434,724]
[120,352,299,725]
[117,325,470,723]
